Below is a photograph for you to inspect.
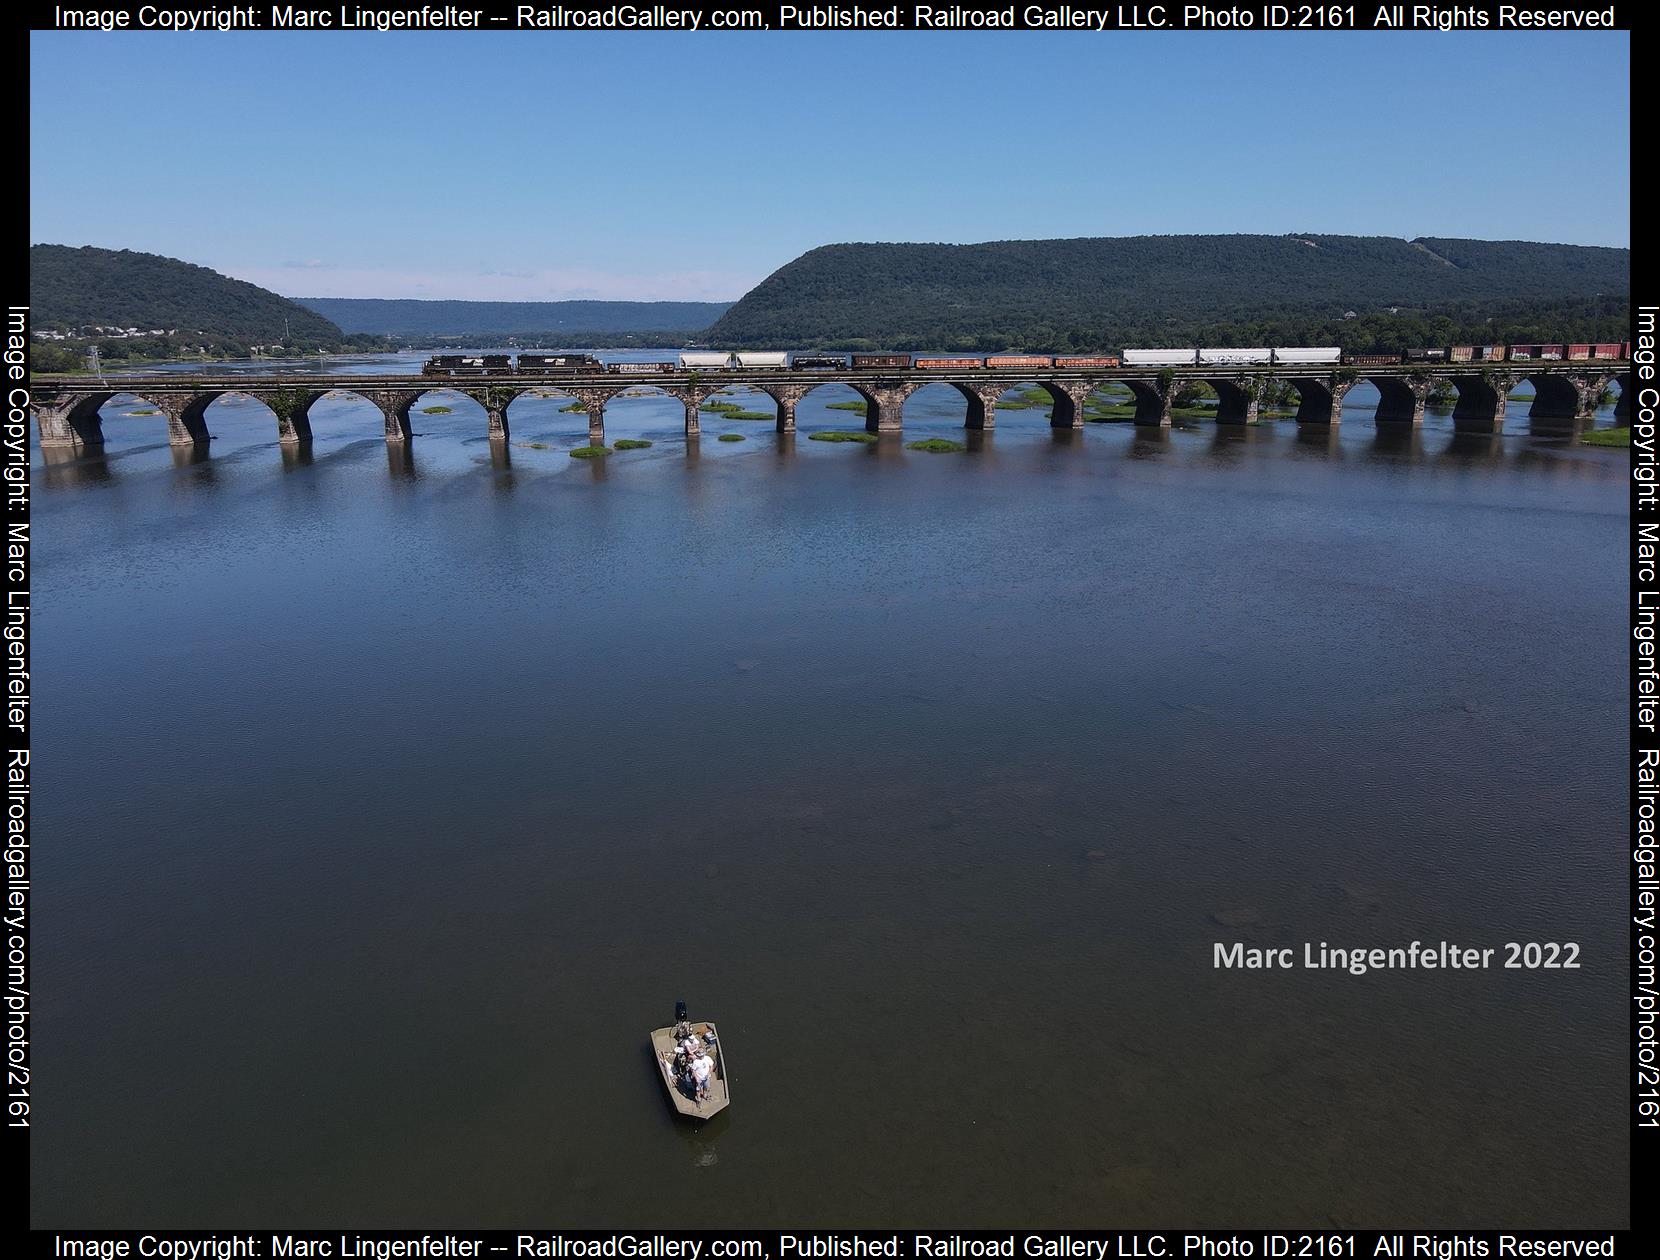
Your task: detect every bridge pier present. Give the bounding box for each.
[1372,375,1429,426]
[954,381,1006,429]
[1450,371,1514,435]
[1616,374,1633,421]
[1125,379,1172,427]
[363,389,421,442]
[1526,373,1608,427]
[1044,381,1098,429]
[31,391,110,450]
[1289,376,1354,426]
[566,388,620,446]
[156,395,212,446]
[862,383,916,434]
[1209,378,1259,425]
[760,383,812,434]
[462,386,522,441]
[252,388,326,444]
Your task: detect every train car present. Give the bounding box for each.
[1271,347,1341,365]
[518,353,600,372]
[1591,343,1624,359]
[984,355,1054,369]
[1123,349,1197,366]
[1404,347,1449,362]
[735,352,789,369]
[1054,356,1120,368]
[679,352,732,370]
[1199,348,1272,365]
[609,361,676,374]
[424,354,513,376]
[1623,342,1633,359]
[916,358,985,370]
[1447,345,1475,362]
[791,355,849,370]
[850,354,912,370]
[1566,344,1593,361]
[1345,353,1403,366]
[1507,344,1565,361]
[422,355,468,377]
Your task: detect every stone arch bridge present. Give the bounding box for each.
[30,362,1629,452]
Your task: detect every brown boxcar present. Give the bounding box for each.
[1346,354,1404,366]
[1448,345,1475,362]
[984,355,1054,369]
[915,358,985,370]
[850,354,912,369]
[1054,356,1122,368]
[1473,345,1506,360]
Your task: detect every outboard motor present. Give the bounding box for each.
[675,1000,688,1025]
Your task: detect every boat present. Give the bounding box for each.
[650,1001,730,1120]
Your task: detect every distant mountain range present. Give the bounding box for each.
[706,234,1632,350]
[295,297,732,339]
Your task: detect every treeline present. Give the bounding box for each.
[29,331,391,373]
[707,234,1631,350]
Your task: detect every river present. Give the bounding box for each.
[30,352,1630,1226]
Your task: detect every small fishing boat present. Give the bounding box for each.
[650,1001,730,1120]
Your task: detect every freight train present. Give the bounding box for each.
[419,343,1631,378]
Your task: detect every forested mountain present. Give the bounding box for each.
[30,245,354,354]
[297,297,732,338]
[706,234,1631,350]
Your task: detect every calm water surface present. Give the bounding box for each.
[32,357,1630,1226]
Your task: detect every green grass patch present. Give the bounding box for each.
[997,387,1054,411]
[906,438,966,453]
[125,408,159,416]
[420,405,453,414]
[702,399,775,420]
[559,401,588,413]
[717,433,746,442]
[809,429,878,444]
[613,438,653,450]
[826,400,868,413]
[1580,427,1630,447]
[569,445,612,458]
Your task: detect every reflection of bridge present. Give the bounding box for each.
[31,362,1631,451]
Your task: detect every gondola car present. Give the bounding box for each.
[791,355,849,370]
[916,358,984,370]
[850,354,912,370]
[984,355,1054,369]
[609,361,676,374]
[1054,356,1120,368]
[1346,354,1404,366]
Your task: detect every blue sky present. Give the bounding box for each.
[30,29,1629,301]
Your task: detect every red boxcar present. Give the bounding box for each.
[1510,344,1567,361]
[1566,344,1593,360]
[1591,343,1624,359]
[849,354,912,370]
[1623,342,1633,359]
[915,358,985,370]
[1347,354,1404,366]
[1054,356,1121,368]
[983,355,1054,369]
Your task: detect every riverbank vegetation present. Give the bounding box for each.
[1580,427,1630,447]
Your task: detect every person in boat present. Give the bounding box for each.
[690,1050,714,1101]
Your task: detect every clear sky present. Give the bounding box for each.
[30,29,1630,302]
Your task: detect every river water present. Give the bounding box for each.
[31,353,1629,1226]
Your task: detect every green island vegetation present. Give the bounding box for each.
[717,432,746,442]
[420,405,454,414]
[569,445,612,458]
[1598,387,1619,406]
[1427,381,1458,408]
[559,400,588,413]
[907,438,967,452]
[809,430,879,443]
[701,396,775,420]
[613,438,653,450]
[706,235,1628,353]
[1580,427,1630,447]
[826,399,869,413]
[29,244,388,369]
[516,441,551,450]
[125,408,159,416]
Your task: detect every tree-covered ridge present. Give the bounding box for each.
[30,245,349,350]
[297,297,733,337]
[705,234,1631,350]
